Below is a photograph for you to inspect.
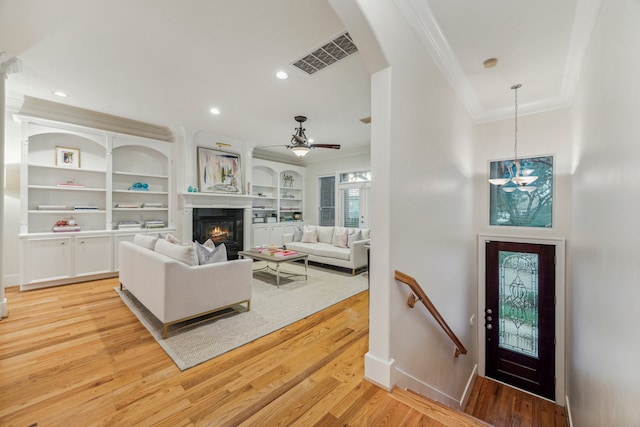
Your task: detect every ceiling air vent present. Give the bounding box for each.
[292,32,358,75]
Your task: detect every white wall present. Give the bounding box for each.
[567,0,640,424]
[303,151,370,225]
[340,0,478,406]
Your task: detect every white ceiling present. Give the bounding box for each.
[0,0,600,163]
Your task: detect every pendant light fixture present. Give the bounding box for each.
[488,84,538,192]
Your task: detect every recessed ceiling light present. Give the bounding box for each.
[210,107,221,115]
[52,90,69,98]
[483,58,498,69]
[275,71,289,80]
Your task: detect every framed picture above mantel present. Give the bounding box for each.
[197,147,243,194]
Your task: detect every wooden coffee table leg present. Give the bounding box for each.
[276,262,281,287]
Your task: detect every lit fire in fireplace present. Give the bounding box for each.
[209,226,230,241]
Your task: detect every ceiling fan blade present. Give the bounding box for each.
[310,144,341,150]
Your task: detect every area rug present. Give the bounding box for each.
[115,262,368,370]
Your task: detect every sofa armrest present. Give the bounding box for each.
[283,233,293,244]
[350,239,370,269]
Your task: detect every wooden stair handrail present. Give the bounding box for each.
[395,270,468,357]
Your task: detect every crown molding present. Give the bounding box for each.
[393,0,602,123]
[17,96,174,142]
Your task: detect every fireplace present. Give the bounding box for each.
[192,208,244,260]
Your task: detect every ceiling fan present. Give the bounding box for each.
[287,116,340,158]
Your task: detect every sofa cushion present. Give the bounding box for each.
[301,226,318,243]
[317,226,334,244]
[133,233,158,250]
[155,238,199,266]
[332,227,349,248]
[195,241,227,264]
[360,228,371,239]
[164,233,180,244]
[347,230,362,247]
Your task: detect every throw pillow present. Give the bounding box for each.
[155,238,199,266]
[133,233,158,250]
[165,233,180,244]
[203,238,215,249]
[293,226,303,242]
[195,241,227,264]
[317,226,335,244]
[347,230,362,248]
[360,229,371,239]
[332,227,349,248]
[300,229,318,243]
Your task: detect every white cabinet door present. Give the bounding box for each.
[253,225,270,247]
[113,233,138,271]
[75,235,112,276]
[269,225,284,246]
[25,237,73,283]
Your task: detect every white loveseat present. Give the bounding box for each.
[282,225,370,274]
[119,239,253,338]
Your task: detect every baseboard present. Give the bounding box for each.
[364,352,396,391]
[393,366,462,409]
[459,364,478,409]
[565,395,574,427]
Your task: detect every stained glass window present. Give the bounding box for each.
[489,156,553,227]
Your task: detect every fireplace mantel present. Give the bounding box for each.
[178,192,254,209]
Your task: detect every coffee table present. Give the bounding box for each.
[238,250,308,287]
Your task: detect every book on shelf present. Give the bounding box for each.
[52,225,81,232]
[38,204,67,210]
[73,205,100,211]
[142,203,163,208]
[116,203,141,208]
[117,220,142,230]
[144,220,166,229]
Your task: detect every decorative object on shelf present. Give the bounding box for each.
[55,146,80,168]
[293,212,303,221]
[282,192,295,198]
[282,174,295,188]
[187,185,199,192]
[197,147,242,194]
[57,178,85,188]
[129,182,149,191]
[488,84,539,191]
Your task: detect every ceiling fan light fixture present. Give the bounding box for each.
[290,146,311,157]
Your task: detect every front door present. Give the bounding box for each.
[485,241,555,400]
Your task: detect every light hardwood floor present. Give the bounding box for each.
[0,277,567,426]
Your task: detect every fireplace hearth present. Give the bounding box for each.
[192,208,244,260]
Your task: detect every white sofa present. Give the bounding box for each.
[119,240,253,338]
[282,225,370,274]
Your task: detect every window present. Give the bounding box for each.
[489,156,553,228]
[318,175,335,226]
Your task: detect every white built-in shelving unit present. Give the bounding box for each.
[16,115,175,290]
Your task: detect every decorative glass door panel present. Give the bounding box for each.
[486,241,555,400]
[498,251,539,358]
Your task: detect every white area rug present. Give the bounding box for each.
[115,262,368,370]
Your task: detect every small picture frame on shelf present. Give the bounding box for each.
[56,146,80,168]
